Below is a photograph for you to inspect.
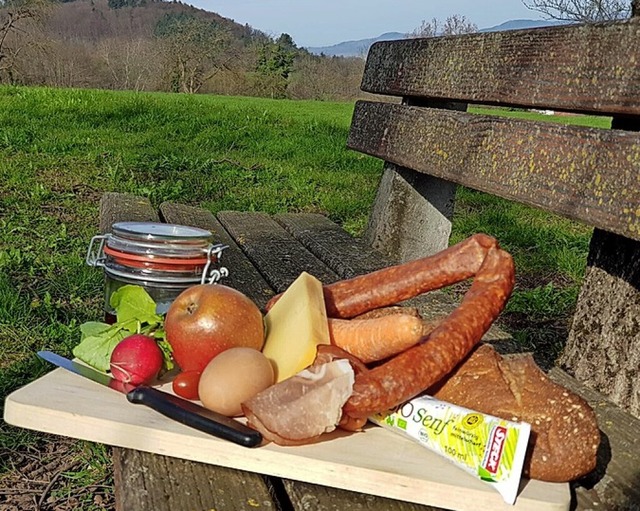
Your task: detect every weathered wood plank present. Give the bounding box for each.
[216,210,338,292]
[347,101,640,241]
[282,479,442,511]
[273,212,390,278]
[113,449,276,511]
[159,202,274,310]
[548,368,640,511]
[361,20,640,116]
[99,192,159,234]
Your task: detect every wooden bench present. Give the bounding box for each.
[102,18,640,511]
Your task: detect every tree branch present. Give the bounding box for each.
[523,0,632,22]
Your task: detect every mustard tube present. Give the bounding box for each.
[370,395,530,505]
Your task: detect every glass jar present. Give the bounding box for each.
[86,222,229,317]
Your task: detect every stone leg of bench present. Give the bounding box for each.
[561,229,640,417]
[365,164,457,262]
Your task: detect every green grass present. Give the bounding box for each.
[469,105,613,129]
[0,85,603,501]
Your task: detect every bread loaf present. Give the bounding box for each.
[430,344,600,482]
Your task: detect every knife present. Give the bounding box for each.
[37,350,262,448]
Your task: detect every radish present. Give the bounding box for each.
[110,334,163,385]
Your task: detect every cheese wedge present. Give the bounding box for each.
[262,272,330,382]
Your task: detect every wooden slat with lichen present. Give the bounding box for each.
[362,20,640,116]
[348,100,640,242]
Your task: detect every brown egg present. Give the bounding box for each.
[198,347,275,417]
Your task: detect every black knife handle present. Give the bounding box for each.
[126,386,262,448]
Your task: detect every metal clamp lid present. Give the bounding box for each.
[86,233,110,268]
[86,233,230,285]
[111,222,214,243]
[201,244,229,285]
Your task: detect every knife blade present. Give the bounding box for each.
[37,350,262,448]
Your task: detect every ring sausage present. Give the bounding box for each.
[342,244,515,418]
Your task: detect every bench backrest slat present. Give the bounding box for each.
[362,20,640,116]
[348,100,640,241]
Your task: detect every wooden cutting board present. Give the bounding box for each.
[4,368,570,511]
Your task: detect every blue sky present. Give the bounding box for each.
[188,1,545,47]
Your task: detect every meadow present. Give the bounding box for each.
[0,85,598,507]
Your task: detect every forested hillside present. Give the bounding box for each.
[0,0,365,100]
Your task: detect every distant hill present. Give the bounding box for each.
[480,19,569,32]
[305,19,569,57]
[34,0,258,44]
[305,32,405,58]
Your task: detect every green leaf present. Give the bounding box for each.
[80,321,112,338]
[74,285,170,372]
[110,285,161,325]
[72,325,128,372]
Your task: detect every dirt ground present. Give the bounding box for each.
[0,435,115,511]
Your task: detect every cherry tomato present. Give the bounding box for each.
[172,371,201,400]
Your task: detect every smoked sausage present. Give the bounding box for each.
[342,244,515,418]
[264,234,498,319]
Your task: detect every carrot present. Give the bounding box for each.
[354,305,421,320]
[327,314,431,363]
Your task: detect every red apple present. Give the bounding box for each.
[164,284,264,373]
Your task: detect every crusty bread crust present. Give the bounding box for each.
[430,344,600,482]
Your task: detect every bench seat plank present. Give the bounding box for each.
[113,449,276,511]
[217,210,339,291]
[99,192,160,233]
[282,479,441,511]
[347,100,640,242]
[273,212,390,278]
[361,20,640,116]
[159,202,275,310]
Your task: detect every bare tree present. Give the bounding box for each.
[441,14,478,35]
[522,0,633,21]
[407,18,440,38]
[157,15,233,94]
[287,53,365,101]
[98,37,161,91]
[0,0,48,81]
[407,15,477,38]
